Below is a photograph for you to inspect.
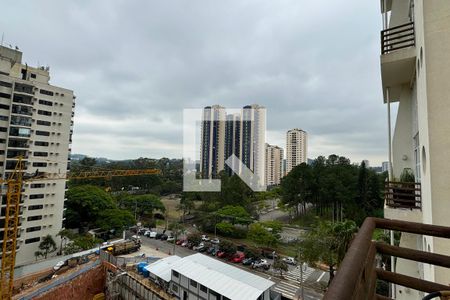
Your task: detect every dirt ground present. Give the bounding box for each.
[160,195,182,221]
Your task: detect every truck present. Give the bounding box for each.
[106,239,141,256]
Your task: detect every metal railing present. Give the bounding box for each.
[324,217,450,300]
[381,22,415,54]
[385,181,421,209]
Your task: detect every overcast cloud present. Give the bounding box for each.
[1,0,390,165]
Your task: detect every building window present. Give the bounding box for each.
[0,92,11,99]
[38,99,53,106]
[0,115,8,121]
[200,285,207,293]
[172,270,179,278]
[37,120,51,126]
[33,152,48,157]
[29,194,44,199]
[25,237,40,244]
[28,205,44,210]
[37,110,52,116]
[0,127,7,132]
[0,81,12,88]
[32,162,47,167]
[172,284,179,293]
[35,141,49,146]
[26,226,41,232]
[30,183,45,188]
[0,103,10,110]
[39,89,54,96]
[30,73,36,79]
[0,139,5,143]
[27,215,42,221]
[35,130,50,136]
[190,279,197,288]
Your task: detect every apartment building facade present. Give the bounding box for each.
[0,45,74,265]
[200,105,266,187]
[265,143,283,186]
[381,1,450,298]
[285,128,307,175]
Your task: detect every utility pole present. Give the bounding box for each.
[298,250,304,300]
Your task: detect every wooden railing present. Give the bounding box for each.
[381,22,415,54]
[385,181,421,209]
[324,218,450,300]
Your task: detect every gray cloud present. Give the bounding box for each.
[1,0,388,164]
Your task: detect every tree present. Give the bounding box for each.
[298,220,358,285]
[273,258,288,278]
[219,240,237,255]
[177,194,195,221]
[96,209,135,232]
[281,163,313,216]
[248,223,278,247]
[57,229,75,255]
[216,205,252,225]
[65,185,116,229]
[37,235,57,259]
[118,194,165,220]
[187,233,202,245]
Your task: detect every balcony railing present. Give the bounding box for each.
[324,217,450,300]
[385,181,421,209]
[381,22,415,54]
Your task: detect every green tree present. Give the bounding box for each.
[248,223,278,247]
[57,229,75,255]
[65,185,115,229]
[219,240,237,255]
[216,205,252,225]
[187,233,202,245]
[298,220,358,285]
[281,163,313,216]
[37,235,57,259]
[96,208,135,232]
[118,194,165,219]
[273,258,289,278]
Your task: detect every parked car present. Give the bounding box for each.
[282,257,297,265]
[167,236,175,242]
[193,242,205,251]
[216,251,226,258]
[160,234,169,240]
[201,235,210,241]
[144,230,156,237]
[265,251,278,259]
[176,239,186,245]
[207,247,216,255]
[242,257,256,266]
[149,231,157,238]
[155,233,163,239]
[53,260,66,271]
[252,259,270,270]
[181,240,189,247]
[187,242,194,249]
[210,238,220,244]
[231,252,245,263]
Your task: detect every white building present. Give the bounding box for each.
[285,128,307,175]
[265,144,283,186]
[0,45,74,265]
[381,1,450,298]
[146,253,276,300]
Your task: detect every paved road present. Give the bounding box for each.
[139,235,324,300]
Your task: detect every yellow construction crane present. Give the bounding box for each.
[0,158,160,299]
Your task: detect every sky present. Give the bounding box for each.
[0,1,391,166]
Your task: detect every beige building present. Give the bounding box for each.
[285,128,307,175]
[0,45,74,265]
[265,144,283,186]
[381,0,450,298]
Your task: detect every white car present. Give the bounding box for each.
[193,242,205,251]
[282,257,297,265]
[167,236,175,242]
[210,238,220,244]
[201,235,210,241]
[53,260,65,271]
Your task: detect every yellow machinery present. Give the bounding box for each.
[0,158,159,299]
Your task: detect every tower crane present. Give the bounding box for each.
[0,157,160,299]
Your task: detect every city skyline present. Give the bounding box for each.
[0,1,389,165]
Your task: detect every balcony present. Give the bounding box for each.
[324,218,450,300]
[380,22,416,103]
[385,181,421,209]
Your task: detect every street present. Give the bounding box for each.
[136,235,325,300]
